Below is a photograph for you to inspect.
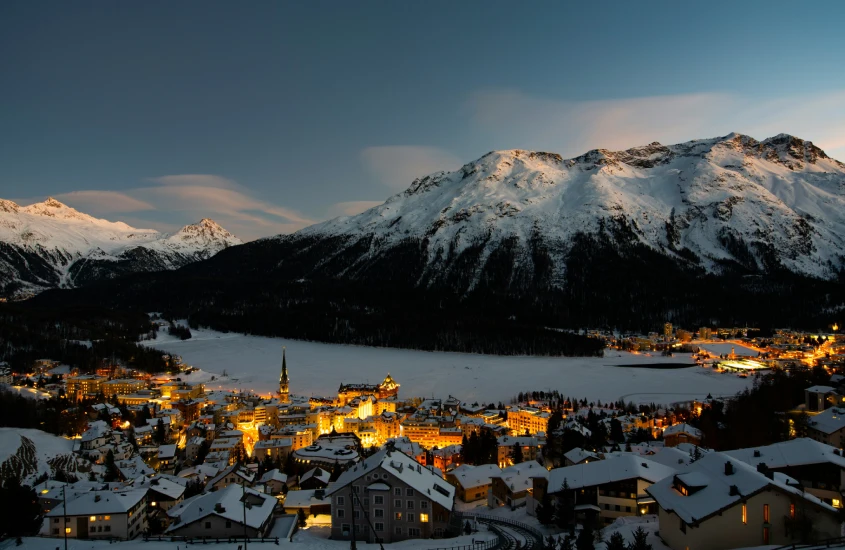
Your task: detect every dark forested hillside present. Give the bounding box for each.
[0,303,172,373]
[17,223,844,358]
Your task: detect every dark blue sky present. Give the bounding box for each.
[2,1,844,239]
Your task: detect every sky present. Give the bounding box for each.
[1,1,844,240]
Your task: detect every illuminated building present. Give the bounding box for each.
[66,375,107,401]
[102,378,146,398]
[279,346,290,403]
[507,407,550,436]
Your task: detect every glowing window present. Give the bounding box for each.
[763,504,770,523]
[65,528,71,534]
[741,504,747,524]
[420,513,429,523]
[90,516,96,522]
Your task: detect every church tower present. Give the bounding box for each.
[279,346,290,402]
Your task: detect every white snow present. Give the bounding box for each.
[0,197,240,292]
[290,133,845,284]
[146,326,755,404]
[0,428,78,484]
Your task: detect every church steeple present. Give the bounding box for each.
[279,346,290,402]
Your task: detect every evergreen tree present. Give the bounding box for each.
[0,481,42,538]
[103,449,120,482]
[575,522,594,550]
[536,491,555,525]
[511,443,524,465]
[628,527,652,550]
[606,532,626,550]
[154,418,166,444]
[297,508,307,528]
[609,418,625,444]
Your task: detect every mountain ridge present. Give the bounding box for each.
[281,132,845,288]
[0,198,241,297]
[17,132,845,356]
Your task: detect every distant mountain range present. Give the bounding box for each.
[285,132,845,286]
[0,197,240,297]
[17,133,845,354]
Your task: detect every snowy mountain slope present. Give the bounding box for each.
[0,198,241,296]
[285,133,845,287]
[0,428,79,485]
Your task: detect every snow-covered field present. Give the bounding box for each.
[0,427,77,484]
[697,342,758,356]
[146,328,754,404]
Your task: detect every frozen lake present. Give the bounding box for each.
[145,328,755,405]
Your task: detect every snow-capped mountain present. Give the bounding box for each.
[0,198,241,296]
[280,133,845,287]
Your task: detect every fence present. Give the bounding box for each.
[772,536,845,550]
[143,535,282,544]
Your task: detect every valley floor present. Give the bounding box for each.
[145,327,754,404]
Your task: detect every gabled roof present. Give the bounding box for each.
[327,447,454,510]
[45,489,147,517]
[166,485,276,532]
[646,452,837,525]
[300,467,331,485]
[548,455,675,493]
[206,464,255,489]
[725,438,845,469]
[807,408,845,435]
[447,464,502,490]
[663,423,702,438]
[259,469,288,484]
[493,461,548,493]
[131,476,186,500]
[563,448,599,464]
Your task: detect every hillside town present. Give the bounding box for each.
[2,329,845,550]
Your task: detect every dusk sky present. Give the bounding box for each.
[2,1,844,240]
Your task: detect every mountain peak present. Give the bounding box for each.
[0,199,20,213]
[42,197,67,208]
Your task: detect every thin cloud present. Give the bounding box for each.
[148,174,241,190]
[327,200,383,218]
[51,190,155,213]
[468,89,845,160]
[361,146,464,190]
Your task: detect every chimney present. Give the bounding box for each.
[753,450,761,458]
[94,495,101,502]
[756,463,773,479]
[729,485,740,496]
[724,461,734,476]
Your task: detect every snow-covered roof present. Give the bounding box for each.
[328,447,454,510]
[807,408,845,435]
[45,489,147,517]
[549,455,676,493]
[282,489,326,509]
[116,455,155,479]
[300,467,331,485]
[806,385,837,393]
[258,469,288,484]
[498,436,540,448]
[564,448,599,464]
[724,438,845,470]
[131,476,186,500]
[81,421,111,442]
[166,485,276,531]
[662,423,702,438]
[494,461,548,493]
[447,464,502,490]
[158,444,177,459]
[646,452,837,524]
